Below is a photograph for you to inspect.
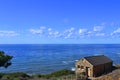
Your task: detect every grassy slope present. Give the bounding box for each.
[0,66,120,80]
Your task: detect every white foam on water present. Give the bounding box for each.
[75,60,78,62]
[71,67,75,71]
[62,61,68,64]
[116,53,120,57]
[62,61,74,64]
[116,53,120,55]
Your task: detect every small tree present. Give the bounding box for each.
[0,51,13,68]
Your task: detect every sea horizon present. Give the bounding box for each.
[1,43,120,45]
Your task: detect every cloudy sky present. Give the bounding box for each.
[0,0,120,44]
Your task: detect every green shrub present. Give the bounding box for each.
[0,51,13,68]
[50,69,74,77]
[0,72,30,80]
[32,69,75,79]
[1,69,75,79]
[0,73,5,78]
[8,72,30,78]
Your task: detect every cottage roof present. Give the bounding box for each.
[84,55,112,66]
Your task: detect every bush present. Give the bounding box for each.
[0,51,13,68]
[0,69,75,79]
[0,72,30,80]
[50,69,75,77]
[0,73,5,78]
[8,72,30,78]
[33,69,75,79]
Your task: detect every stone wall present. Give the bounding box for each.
[75,58,113,77]
[75,58,93,77]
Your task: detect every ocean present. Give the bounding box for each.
[0,44,120,74]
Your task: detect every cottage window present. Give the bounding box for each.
[77,65,80,68]
[81,66,84,69]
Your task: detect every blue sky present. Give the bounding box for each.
[0,0,120,44]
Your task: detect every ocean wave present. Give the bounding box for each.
[62,61,68,64]
[116,53,120,57]
[62,61,74,64]
[62,60,79,64]
[71,67,75,71]
[94,53,102,55]
[75,60,78,62]
[116,53,120,55]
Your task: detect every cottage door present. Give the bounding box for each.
[86,67,91,77]
[88,68,91,77]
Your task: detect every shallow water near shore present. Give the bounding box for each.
[0,44,120,74]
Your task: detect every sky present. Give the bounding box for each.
[0,0,120,44]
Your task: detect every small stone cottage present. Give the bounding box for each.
[75,55,113,77]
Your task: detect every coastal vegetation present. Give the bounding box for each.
[0,68,119,80]
[0,51,13,68]
[0,69,75,80]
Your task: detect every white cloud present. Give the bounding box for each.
[83,25,105,37]
[47,28,62,38]
[29,29,43,34]
[111,28,120,36]
[48,28,52,31]
[78,29,87,35]
[48,31,61,38]
[93,26,104,32]
[88,31,105,37]
[64,27,75,33]
[113,28,120,33]
[53,31,61,38]
[29,27,62,38]
[29,26,46,35]
[64,32,73,39]
[95,33,105,36]
[29,26,107,39]
[63,27,76,39]
[78,27,105,37]
[77,28,88,38]
[0,30,19,37]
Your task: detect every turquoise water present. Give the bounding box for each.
[0,44,120,74]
